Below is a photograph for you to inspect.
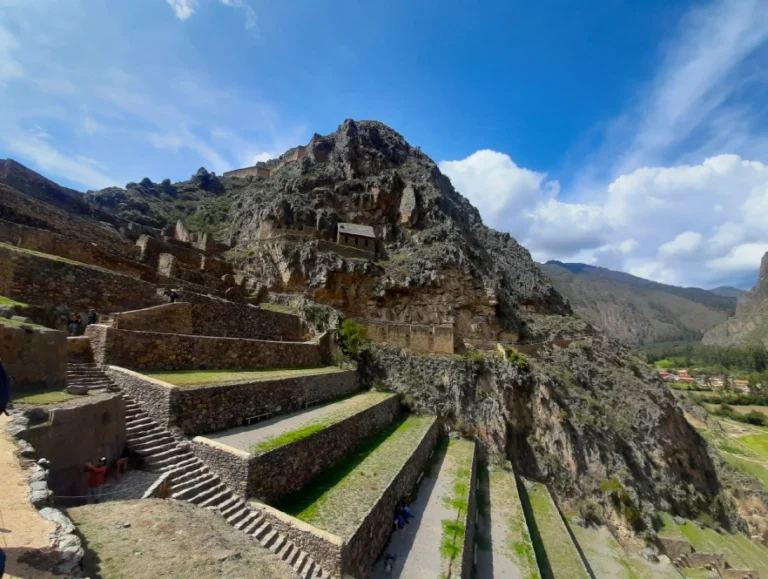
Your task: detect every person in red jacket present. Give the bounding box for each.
[84,457,108,503]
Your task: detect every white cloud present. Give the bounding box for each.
[0,23,23,81]
[2,130,116,189]
[167,0,198,20]
[442,150,768,288]
[166,0,256,28]
[658,232,703,261]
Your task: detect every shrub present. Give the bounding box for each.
[505,347,530,370]
[462,350,486,364]
[339,319,367,356]
[599,479,623,494]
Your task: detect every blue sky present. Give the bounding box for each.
[1,0,768,289]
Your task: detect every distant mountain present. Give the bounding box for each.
[704,253,768,347]
[710,286,745,298]
[541,261,737,345]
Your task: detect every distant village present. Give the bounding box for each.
[659,368,752,393]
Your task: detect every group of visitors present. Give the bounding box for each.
[68,308,99,336]
[382,501,416,574]
[163,288,179,303]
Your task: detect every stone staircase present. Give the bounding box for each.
[66,346,116,393]
[122,394,334,579]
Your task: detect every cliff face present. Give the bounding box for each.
[704,252,768,347]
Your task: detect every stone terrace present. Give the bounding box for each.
[194,391,401,502]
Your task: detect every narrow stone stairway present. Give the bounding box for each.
[122,394,333,579]
[66,345,117,393]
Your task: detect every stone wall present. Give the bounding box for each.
[0,321,67,393]
[0,218,154,281]
[102,366,173,426]
[87,324,324,372]
[178,291,308,341]
[224,166,271,179]
[104,364,359,435]
[194,395,401,502]
[21,394,126,501]
[113,303,194,334]
[363,320,454,354]
[0,243,164,314]
[342,417,439,578]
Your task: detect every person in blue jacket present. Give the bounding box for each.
[0,359,10,416]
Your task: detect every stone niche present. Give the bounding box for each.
[0,320,67,394]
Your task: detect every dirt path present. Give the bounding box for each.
[0,414,57,579]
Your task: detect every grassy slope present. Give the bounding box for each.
[278,414,434,537]
[145,366,346,387]
[249,391,394,454]
[522,480,590,579]
[659,512,768,576]
[0,295,27,307]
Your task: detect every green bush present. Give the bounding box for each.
[339,319,368,356]
[462,350,486,363]
[505,347,530,370]
[599,478,623,494]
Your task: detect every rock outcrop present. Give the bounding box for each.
[704,252,768,346]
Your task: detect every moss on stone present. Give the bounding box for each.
[12,388,78,405]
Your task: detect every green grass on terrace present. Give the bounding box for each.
[0,317,45,329]
[145,366,347,387]
[522,480,590,579]
[249,391,393,455]
[275,414,435,538]
[259,303,301,316]
[739,433,768,461]
[0,295,27,308]
[439,439,475,571]
[0,242,120,276]
[11,388,78,406]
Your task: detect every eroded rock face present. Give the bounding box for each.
[704,251,768,346]
[363,337,725,531]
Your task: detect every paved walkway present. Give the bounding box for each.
[0,414,58,579]
[206,391,390,452]
[369,439,473,579]
[476,466,540,578]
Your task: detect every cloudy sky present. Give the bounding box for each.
[1,0,767,289]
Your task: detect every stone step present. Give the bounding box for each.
[242,515,263,535]
[126,428,166,443]
[148,451,193,471]
[198,488,232,509]
[159,456,200,474]
[163,456,201,476]
[172,475,219,500]
[277,541,294,562]
[67,363,98,368]
[189,483,227,505]
[284,544,301,567]
[126,417,154,429]
[292,551,308,575]
[134,442,177,457]
[172,466,209,487]
[260,529,279,549]
[172,472,216,494]
[269,535,287,554]
[253,521,272,541]
[145,446,183,464]
[227,508,250,526]
[220,499,246,519]
[300,559,316,579]
[234,511,259,531]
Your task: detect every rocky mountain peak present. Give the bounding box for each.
[759,251,768,285]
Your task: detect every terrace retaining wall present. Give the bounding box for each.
[342,417,439,578]
[0,243,163,314]
[0,321,67,393]
[86,324,325,372]
[103,365,359,435]
[193,394,401,502]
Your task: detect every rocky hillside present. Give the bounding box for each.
[4,120,759,537]
[704,252,768,347]
[542,261,736,345]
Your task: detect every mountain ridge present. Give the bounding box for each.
[542,260,736,345]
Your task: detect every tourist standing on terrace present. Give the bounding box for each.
[84,457,108,503]
[86,309,98,326]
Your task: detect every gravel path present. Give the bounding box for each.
[206,391,390,452]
